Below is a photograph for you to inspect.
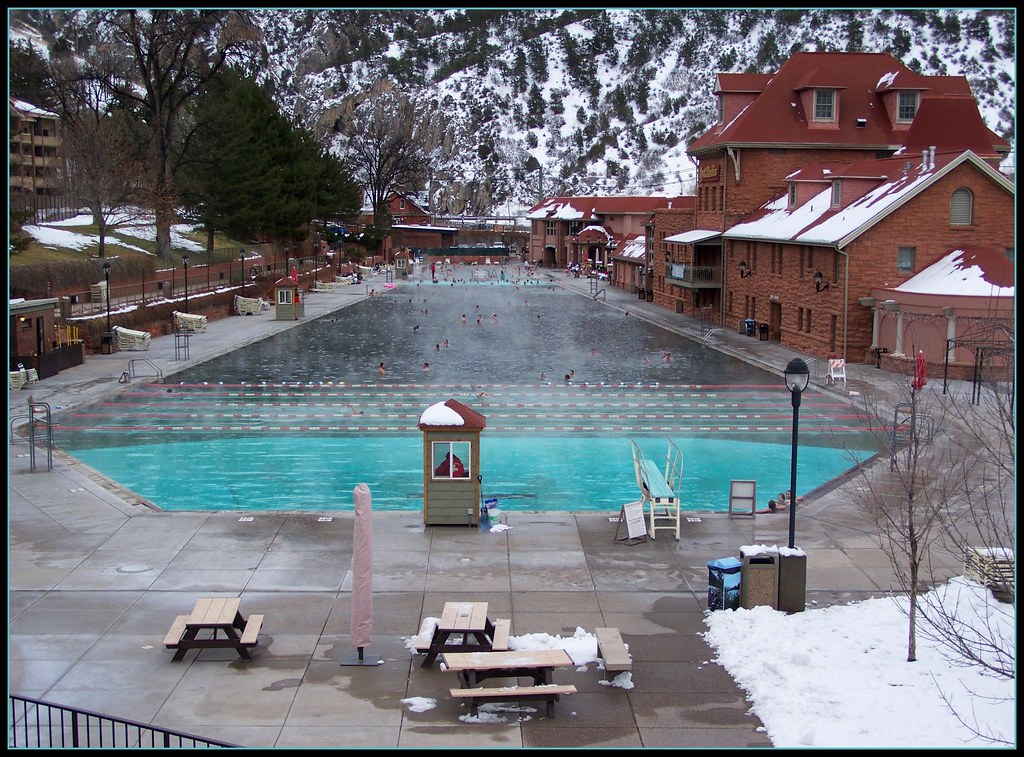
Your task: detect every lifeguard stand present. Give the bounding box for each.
[274,278,304,320]
[418,399,486,526]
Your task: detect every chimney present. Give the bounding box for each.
[929,146,936,170]
[921,150,928,171]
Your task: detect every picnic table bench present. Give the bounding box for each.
[595,627,632,679]
[442,648,576,717]
[164,597,263,661]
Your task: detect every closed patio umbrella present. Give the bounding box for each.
[339,483,381,666]
[911,350,928,392]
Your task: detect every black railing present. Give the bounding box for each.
[9,694,236,749]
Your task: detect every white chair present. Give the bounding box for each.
[629,437,683,540]
[173,311,208,333]
[826,358,847,385]
[113,325,152,351]
[728,480,757,518]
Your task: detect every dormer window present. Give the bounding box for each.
[717,95,725,124]
[831,180,841,209]
[897,91,918,122]
[399,198,406,210]
[788,182,797,209]
[814,90,835,121]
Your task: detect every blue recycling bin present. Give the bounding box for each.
[744,318,756,336]
[708,557,742,611]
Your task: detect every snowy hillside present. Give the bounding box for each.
[9,8,1016,214]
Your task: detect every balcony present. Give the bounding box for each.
[666,264,722,288]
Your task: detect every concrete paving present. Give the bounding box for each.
[8,268,967,748]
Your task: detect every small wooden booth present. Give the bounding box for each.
[394,248,410,278]
[274,278,304,320]
[418,399,486,526]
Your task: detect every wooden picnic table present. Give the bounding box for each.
[441,648,575,687]
[164,597,263,662]
[417,601,497,667]
[441,648,577,717]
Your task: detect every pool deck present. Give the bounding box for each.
[9,270,968,748]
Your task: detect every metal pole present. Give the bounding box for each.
[183,256,189,313]
[788,388,801,550]
[103,264,111,333]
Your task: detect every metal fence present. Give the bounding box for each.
[8,694,236,748]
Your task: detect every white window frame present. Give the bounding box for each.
[814,90,835,121]
[431,441,472,480]
[897,91,918,122]
[788,182,797,209]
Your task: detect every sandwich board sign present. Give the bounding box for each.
[615,500,647,545]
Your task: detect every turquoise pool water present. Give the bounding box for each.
[55,280,882,512]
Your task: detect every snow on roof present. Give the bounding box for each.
[419,401,465,426]
[10,98,58,118]
[613,235,646,260]
[894,247,1014,297]
[664,229,722,244]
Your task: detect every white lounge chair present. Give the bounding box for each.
[173,311,208,333]
[9,370,28,390]
[112,325,152,351]
[234,295,266,316]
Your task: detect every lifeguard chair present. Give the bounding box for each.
[629,437,683,540]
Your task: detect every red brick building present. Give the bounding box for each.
[526,196,690,272]
[681,51,1013,364]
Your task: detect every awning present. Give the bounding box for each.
[664,229,722,244]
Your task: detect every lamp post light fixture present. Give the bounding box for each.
[813,270,830,292]
[783,358,810,549]
[738,260,752,278]
[182,254,189,313]
[102,261,112,333]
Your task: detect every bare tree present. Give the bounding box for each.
[79,10,260,260]
[334,86,429,233]
[49,59,149,258]
[835,341,1014,744]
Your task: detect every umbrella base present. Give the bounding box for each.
[339,648,382,666]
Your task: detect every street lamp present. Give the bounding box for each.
[182,254,189,313]
[313,249,318,287]
[239,248,246,285]
[102,260,112,333]
[783,358,810,549]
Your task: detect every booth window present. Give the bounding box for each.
[277,289,293,305]
[432,441,471,479]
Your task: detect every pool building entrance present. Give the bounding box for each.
[54,280,880,513]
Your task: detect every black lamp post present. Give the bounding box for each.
[313,249,318,287]
[240,248,246,285]
[102,261,112,333]
[182,254,189,313]
[783,358,810,549]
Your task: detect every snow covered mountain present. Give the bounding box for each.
[9,8,1016,216]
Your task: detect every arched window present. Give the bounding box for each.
[950,188,973,225]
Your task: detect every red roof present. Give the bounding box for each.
[689,51,1004,154]
[899,97,1005,158]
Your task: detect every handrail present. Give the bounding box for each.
[128,358,163,381]
[8,693,237,748]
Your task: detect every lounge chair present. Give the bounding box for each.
[112,325,152,351]
[234,295,266,316]
[173,311,208,333]
[9,370,28,390]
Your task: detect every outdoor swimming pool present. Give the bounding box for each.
[55,276,882,512]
